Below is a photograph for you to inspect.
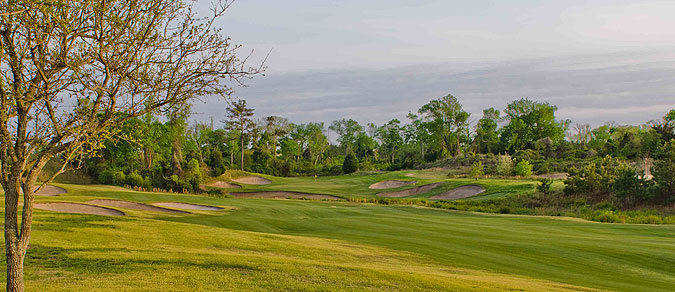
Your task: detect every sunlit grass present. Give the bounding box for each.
[2,182,671,291]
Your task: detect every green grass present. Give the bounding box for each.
[6,183,673,291]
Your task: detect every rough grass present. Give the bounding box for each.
[5,183,673,292]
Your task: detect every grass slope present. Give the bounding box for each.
[21,212,594,291]
[12,183,674,292]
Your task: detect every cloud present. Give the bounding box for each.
[191,51,675,128]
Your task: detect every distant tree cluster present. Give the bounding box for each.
[84,93,675,207]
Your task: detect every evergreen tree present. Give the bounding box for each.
[342,152,359,174]
[224,99,255,171]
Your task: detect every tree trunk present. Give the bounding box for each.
[230,150,234,167]
[420,143,424,160]
[240,132,244,171]
[273,135,278,157]
[4,177,31,292]
[172,139,183,175]
[5,243,24,292]
[456,134,461,157]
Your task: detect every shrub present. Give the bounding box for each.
[652,141,675,203]
[184,159,203,192]
[98,168,116,184]
[127,171,149,189]
[535,162,551,175]
[342,152,358,174]
[592,211,623,223]
[594,201,616,211]
[537,178,553,195]
[515,160,533,177]
[613,167,654,205]
[564,156,630,199]
[112,171,126,186]
[573,198,587,207]
[210,148,226,176]
[169,174,191,193]
[469,161,484,178]
[496,154,513,176]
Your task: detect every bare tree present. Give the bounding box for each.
[572,123,594,145]
[0,1,264,290]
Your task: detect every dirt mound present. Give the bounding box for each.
[377,183,442,198]
[233,176,272,185]
[35,185,67,196]
[533,172,569,179]
[203,181,241,189]
[88,199,189,213]
[152,202,223,211]
[430,185,485,200]
[35,202,125,216]
[369,180,417,189]
[230,191,344,200]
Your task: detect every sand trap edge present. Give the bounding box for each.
[35,185,67,196]
[369,180,417,190]
[230,191,344,200]
[429,185,486,200]
[376,182,442,198]
[88,199,190,214]
[152,202,223,211]
[35,202,125,216]
[202,181,242,189]
[232,176,272,185]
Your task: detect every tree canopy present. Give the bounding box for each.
[0,1,263,290]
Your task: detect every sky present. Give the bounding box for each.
[191,0,675,127]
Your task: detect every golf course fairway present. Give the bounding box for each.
[2,183,674,291]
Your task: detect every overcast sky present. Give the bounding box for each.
[192,0,675,127]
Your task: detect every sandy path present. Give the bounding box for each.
[35,185,67,196]
[202,181,241,189]
[35,202,125,216]
[377,183,442,198]
[233,176,272,185]
[369,180,417,189]
[430,185,485,200]
[88,199,189,213]
[152,202,223,211]
[230,191,344,200]
[533,173,569,179]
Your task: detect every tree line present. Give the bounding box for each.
[83,94,675,204]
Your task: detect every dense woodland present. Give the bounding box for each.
[77,94,675,208]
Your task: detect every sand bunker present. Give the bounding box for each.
[369,180,417,189]
[35,185,67,196]
[430,185,486,200]
[233,176,272,185]
[35,202,125,216]
[152,202,223,211]
[230,191,344,200]
[377,183,442,198]
[88,199,188,213]
[203,181,241,189]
